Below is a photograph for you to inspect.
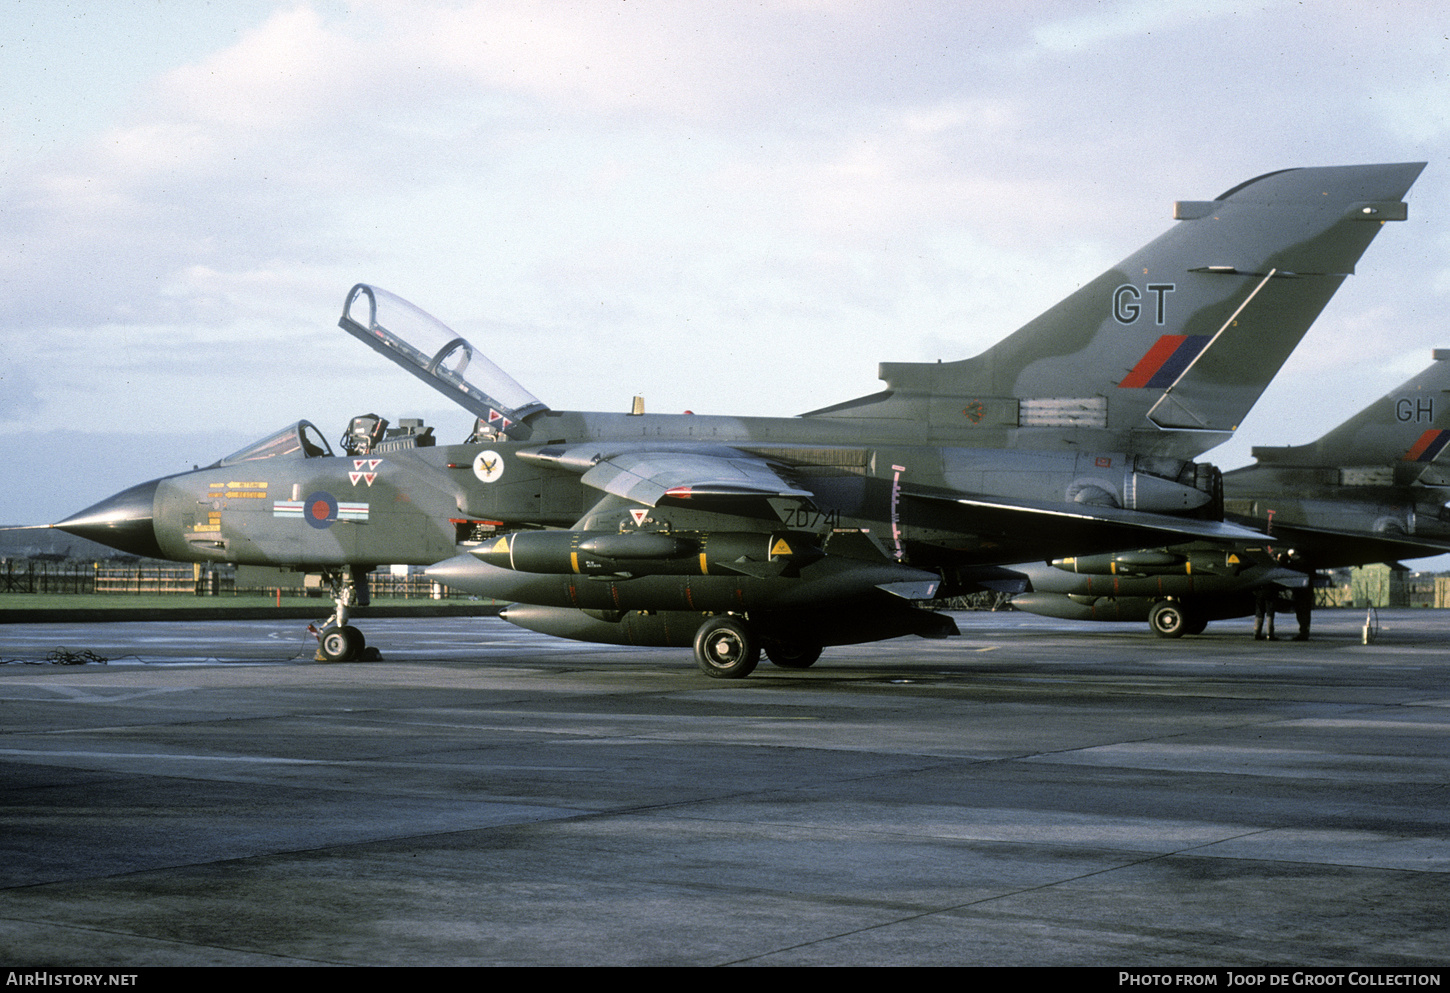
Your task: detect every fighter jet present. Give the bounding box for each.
[53,162,1424,675]
[1011,349,1450,636]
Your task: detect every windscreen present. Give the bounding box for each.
[213,421,333,467]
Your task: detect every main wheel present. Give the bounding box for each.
[1148,600,1188,639]
[318,624,365,661]
[693,617,759,679]
[764,641,823,669]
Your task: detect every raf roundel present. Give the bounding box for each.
[473,450,505,484]
[304,491,339,529]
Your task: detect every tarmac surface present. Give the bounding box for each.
[0,609,1446,967]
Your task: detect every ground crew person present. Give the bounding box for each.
[1253,587,1277,640]
[1290,583,1312,641]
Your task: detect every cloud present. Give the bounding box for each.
[0,357,42,422]
[5,0,1450,524]
[377,0,922,118]
[154,7,357,131]
[1032,0,1252,52]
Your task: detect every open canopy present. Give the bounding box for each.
[339,284,547,437]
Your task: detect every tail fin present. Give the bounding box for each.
[807,163,1425,457]
[1243,350,1450,485]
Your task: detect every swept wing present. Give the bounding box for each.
[517,443,812,506]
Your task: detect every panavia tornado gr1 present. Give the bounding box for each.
[1012,348,1450,637]
[54,162,1424,676]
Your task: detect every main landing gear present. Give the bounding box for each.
[691,615,823,678]
[1147,598,1207,639]
[313,566,375,662]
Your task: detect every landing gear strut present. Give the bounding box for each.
[315,565,373,662]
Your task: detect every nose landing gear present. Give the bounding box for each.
[313,566,377,662]
[317,622,367,662]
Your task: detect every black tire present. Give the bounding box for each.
[764,642,823,669]
[1183,615,1209,636]
[319,625,364,661]
[693,618,759,679]
[1148,601,1188,639]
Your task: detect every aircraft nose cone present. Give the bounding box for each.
[53,478,166,559]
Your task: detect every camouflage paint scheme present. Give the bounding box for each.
[56,163,1425,674]
[1013,352,1450,635]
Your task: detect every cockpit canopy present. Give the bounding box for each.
[213,421,333,467]
[339,284,547,439]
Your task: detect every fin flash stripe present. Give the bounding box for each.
[1119,335,1212,389]
[1403,429,1450,462]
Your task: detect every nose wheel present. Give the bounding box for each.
[318,624,366,662]
[314,566,375,661]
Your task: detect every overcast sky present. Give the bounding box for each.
[4,1,1450,543]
